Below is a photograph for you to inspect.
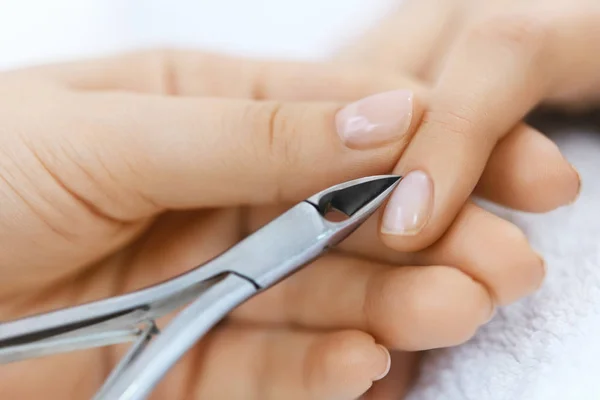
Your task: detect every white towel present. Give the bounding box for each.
[407,126,600,400]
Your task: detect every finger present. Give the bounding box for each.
[244,121,577,221]
[519,1,600,104]
[179,326,390,400]
[365,351,421,400]
[334,0,459,78]
[342,202,543,304]
[350,203,544,305]
[474,123,580,211]
[39,86,424,220]
[351,204,543,306]
[415,202,545,304]
[377,10,576,251]
[352,203,544,306]
[233,254,493,351]
[13,49,427,101]
[248,200,543,306]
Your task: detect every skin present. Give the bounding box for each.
[0,49,576,399]
[336,0,600,396]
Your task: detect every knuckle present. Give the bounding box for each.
[322,331,377,374]
[421,106,479,142]
[371,268,483,350]
[61,106,161,219]
[499,218,530,247]
[419,268,483,345]
[251,101,297,203]
[322,331,374,362]
[0,139,79,241]
[366,269,423,347]
[468,14,552,60]
[304,331,376,395]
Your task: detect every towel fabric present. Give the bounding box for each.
[407,127,600,400]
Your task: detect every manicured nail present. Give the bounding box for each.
[372,345,391,381]
[381,170,433,235]
[335,89,414,148]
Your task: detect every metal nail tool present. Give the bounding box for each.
[0,175,401,400]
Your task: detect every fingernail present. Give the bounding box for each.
[568,164,582,205]
[335,89,414,148]
[381,170,433,235]
[372,345,391,381]
[535,251,547,290]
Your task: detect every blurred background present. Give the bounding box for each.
[0,0,398,69]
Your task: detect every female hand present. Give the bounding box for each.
[335,1,592,396]
[337,0,586,254]
[0,50,569,399]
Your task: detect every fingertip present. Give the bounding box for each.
[334,89,417,150]
[379,170,436,252]
[372,345,392,382]
[517,134,581,211]
[311,331,390,397]
[477,126,581,212]
[491,219,546,302]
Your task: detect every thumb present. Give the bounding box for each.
[58,88,423,220]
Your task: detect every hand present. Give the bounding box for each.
[337,0,584,253]
[340,0,600,104]
[0,50,564,399]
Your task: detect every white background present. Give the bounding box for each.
[0,0,397,69]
